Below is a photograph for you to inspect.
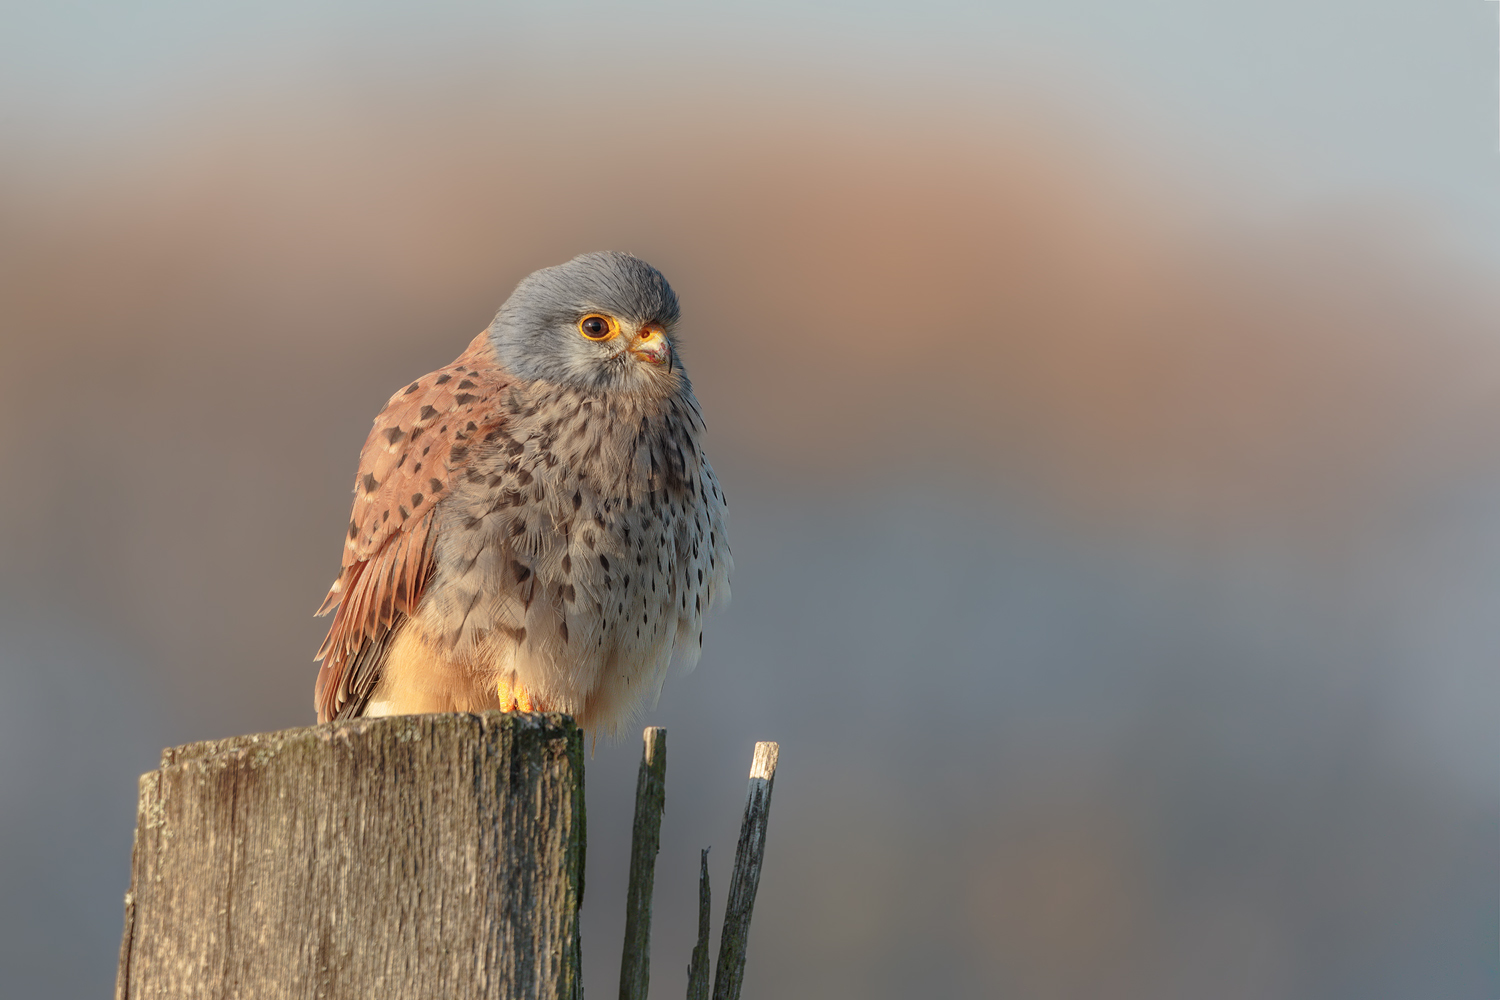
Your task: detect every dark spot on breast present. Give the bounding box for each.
[398,505,410,520]
[410,427,424,442]
[561,554,571,575]
[514,469,534,486]
[572,490,582,510]
[505,439,524,456]
[454,393,478,406]
[563,584,576,603]
[348,520,358,540]
[512,561,531,583]
[599,554,610,571]
[450,445,469,462]
[429,478,443,493]
[396,454,407,469]
[418,405,438,421]
[584,531,595,550]
[384,427,406,445]
[435,373,452,385]
[457,379,476,389]
[404,381,421,394]
[410,493,423,507]
[697,568,703,584]
[466,421,477,432]
[558,620,569,644]
[413,462,422,473]
[362,472,379,493]
[511,519,527,536]
[381,510,390,523]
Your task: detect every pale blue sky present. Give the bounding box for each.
[4,0,1497,253]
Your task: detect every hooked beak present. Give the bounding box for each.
[628,323,671,367]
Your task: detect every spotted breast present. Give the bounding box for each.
[315,253,731,732]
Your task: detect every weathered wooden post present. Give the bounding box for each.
[115,712,585,1000]
[711,742,779,1000]
[685,848,712,1000]
[619,727,667,1000]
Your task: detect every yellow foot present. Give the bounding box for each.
[497,674,535,713]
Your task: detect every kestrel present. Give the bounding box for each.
[314,252,730,731]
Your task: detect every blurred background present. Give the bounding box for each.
[2,2,1497,997]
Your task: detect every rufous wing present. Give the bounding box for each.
[314,332,511,721]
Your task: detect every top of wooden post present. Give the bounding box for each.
[118,712,586,1000]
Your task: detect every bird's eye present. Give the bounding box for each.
[578,314,618,341]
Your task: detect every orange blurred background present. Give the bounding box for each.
[1,5,1497,998]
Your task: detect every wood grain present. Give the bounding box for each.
[116,712,585,1000]
[711,742,779,1000]
[685,847,712,1000]
[618,727,666,1000]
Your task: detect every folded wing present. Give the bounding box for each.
[314,332,510,721]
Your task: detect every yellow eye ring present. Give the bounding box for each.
[578,313,621,341]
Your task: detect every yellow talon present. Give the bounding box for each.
[497,674,534,713]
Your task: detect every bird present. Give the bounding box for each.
[314,252,730,732]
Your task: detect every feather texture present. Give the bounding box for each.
[314,332,510,721]
[313,252,731,731]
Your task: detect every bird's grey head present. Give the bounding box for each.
[488,252,686,397]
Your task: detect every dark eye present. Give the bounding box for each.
[578,314,616,340]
